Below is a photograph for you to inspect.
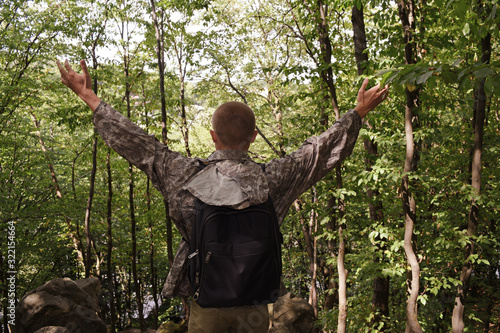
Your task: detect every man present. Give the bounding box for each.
[57,59,388,332]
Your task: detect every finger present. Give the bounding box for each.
[64,59,74,73]
[380,88,389,100]
[361,78,369,91]
[57,60,70,87]
[380,84,389,93]
[381,85,390,97]
[80,59,89,74]
[81,60,92,83]
[56,60,66,74]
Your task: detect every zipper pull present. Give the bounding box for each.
[188,249,199,259]
[205,252,212,263]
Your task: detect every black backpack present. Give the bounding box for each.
[188,179,282,308]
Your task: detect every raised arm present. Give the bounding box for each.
[57,59,200,214]
[57,59,101,112]
[265,79,389,223]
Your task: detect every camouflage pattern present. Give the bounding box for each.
[93,101,362,298]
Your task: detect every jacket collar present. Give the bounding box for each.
[207,149,252,162]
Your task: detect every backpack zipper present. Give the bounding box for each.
[188,249,199,259]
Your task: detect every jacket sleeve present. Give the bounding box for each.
[92,101,197,202]
[265,109,362,222]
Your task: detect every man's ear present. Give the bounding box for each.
[250,130,258,143]
[210,129,218,143]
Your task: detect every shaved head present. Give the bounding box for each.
[211,101,256,150]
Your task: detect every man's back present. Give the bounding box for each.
[57,59,389,332]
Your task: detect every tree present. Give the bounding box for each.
[452,1,492,331]
[105,148,117,332]
[112,0,148,330]
[159,0,209,157]
[149,0,175,285]
[352,2,390,329]
[78,0,110,279]
[398,0,424,331]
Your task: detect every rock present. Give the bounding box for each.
[74,277,102,310]
[156,321,187,333]
[17,277,106,333]
[270,293,316,333]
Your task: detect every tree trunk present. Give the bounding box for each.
[106,149,116,332]
[316,0,340,119]
[352,3,390,325]
[451,31,490,333]
[352,4,368,75]
[179,79,191,157]
[114,268,123,331]
[150,0,175,268]
[126,267,133,326]
[149,0,167,145]
[337,224,347,332]
[401,89,421,333]
[401,172,421,333]
[124,54,146,331]
[294,198,318,316]
[334,167,348,333]
[84,81,98,279]
[398,0,423,332]
[311,2,348,327]
[165,13,191,157]
[129,163,145,331]
[143,98,159,329]
[309,190,319,316]
[83,131,97,278]
[83,27,104,279]
[147,179,159,329]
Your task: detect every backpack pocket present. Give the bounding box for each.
[197,239,280,307]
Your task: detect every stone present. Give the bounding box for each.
[270,293,316,333]
[156,321,187,333]
[16,277,106,333]
[74,277,102,310]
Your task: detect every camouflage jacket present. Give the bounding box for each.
[93,101,362,298]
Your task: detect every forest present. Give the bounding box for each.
[1,0,499,332]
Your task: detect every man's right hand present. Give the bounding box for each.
[57,59,101,112]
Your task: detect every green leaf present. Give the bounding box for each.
[473,67,494,78]
[484,77,494,95]
[416,71,434,85]
[463,23,470,35]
